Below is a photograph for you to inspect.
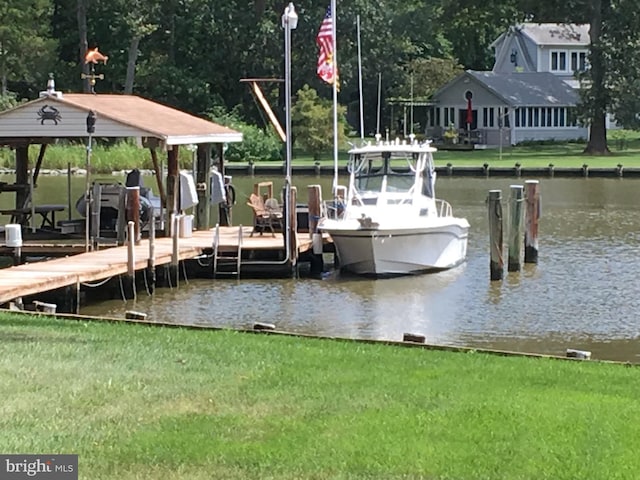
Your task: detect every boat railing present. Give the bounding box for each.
[436,199,453,217]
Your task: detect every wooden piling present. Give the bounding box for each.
[147,206,156,294]
[116,188,127,246]
[125,221,136,300]
[125,186,141,245]
[488,189,503,281]
[195,144,211,230]
[170,214,179,287]
[307,185,322,237]
[507,185,524,272]
[524,180,540,264]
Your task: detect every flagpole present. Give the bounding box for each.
[357,14,364,141]
[331,0,338,194]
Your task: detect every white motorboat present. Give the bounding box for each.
[318,139,469,276]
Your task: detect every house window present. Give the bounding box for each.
[502,108,510,128]
[547,109,553,127]
[570,51,588,72]
[551,51,567,71]
[444,107,455,127]
[482,108,495,127]
[540,108,546,127]
[435,108,441,127]
[533,108,539,127]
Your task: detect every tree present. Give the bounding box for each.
[0,0,56,95]
[392,57,464,101]
[292,85,348,161]
[518,0,640,154]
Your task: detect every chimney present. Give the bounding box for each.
[39,73,63,99]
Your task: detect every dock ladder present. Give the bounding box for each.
[212,224,243,279]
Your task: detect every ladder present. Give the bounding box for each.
[212,224,243,279]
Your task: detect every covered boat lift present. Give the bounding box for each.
[0,85,242,239]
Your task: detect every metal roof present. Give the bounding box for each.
[466,71,579,107]
[0,93,242,146]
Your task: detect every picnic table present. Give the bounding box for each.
[0,204,66,229]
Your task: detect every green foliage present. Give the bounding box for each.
[0,92,20,112]
[392,57,464,101]
[0,0,57,94]
[208,107,282,163]
[291,84,348,161]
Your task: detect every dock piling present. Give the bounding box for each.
[524,180,540,264]
[488,189,504,281]
[507,185,524,272]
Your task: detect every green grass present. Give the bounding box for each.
[3,134,640,173]
[1,312,639,479]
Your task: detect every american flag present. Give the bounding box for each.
[316,6,338,86]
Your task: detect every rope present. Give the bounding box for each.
[81,276,114,288]
[181,260,189,285]
[118,275,126,301]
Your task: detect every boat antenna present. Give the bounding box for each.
[357,14,364,141]
[410,73,414,140]
[376,72,382,137]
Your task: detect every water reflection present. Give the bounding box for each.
[6,173,640,362]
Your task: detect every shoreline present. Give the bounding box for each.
[225,163,635,178]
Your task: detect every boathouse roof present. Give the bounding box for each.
[0,93,242,147]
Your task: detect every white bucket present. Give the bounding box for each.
[179,214,193,238]
[5,224,22,248]
[312,232,323,255]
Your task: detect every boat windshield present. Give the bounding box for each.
[352,152,417,193]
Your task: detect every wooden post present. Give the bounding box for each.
[147,206,156,294]
[307,185,322,237]
[125,221,136,300]
[165,146,179,237]
[507,185,524,272]
[488,189,503,281]
[524,180,540,264]
[195,144,211,230]
[91,182,102,248]
[125,186,141,245]
[116,188,127,246]
[15,145,29,213]
[170,214,179,287]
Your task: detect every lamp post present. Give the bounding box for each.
[282,2,298,264]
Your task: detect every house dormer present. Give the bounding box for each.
[491,23,590,88]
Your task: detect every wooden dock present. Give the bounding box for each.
[0,227,326,307]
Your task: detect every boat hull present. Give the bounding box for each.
[322,221,469,276]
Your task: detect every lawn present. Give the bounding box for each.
[1,312,639,479]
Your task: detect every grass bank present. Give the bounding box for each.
[1,312,639,479]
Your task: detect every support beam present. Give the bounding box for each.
[195,144,211,230]
[165,146,179,237]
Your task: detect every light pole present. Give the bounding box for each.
[282,2,297,264]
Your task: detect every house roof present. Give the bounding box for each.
[433,71,580,107]
[470,71,579,106]
[491,23,590,49]
[0,93,242,146]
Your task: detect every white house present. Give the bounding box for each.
[426,23,592,146]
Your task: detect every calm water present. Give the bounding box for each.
[3,172,640,362]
